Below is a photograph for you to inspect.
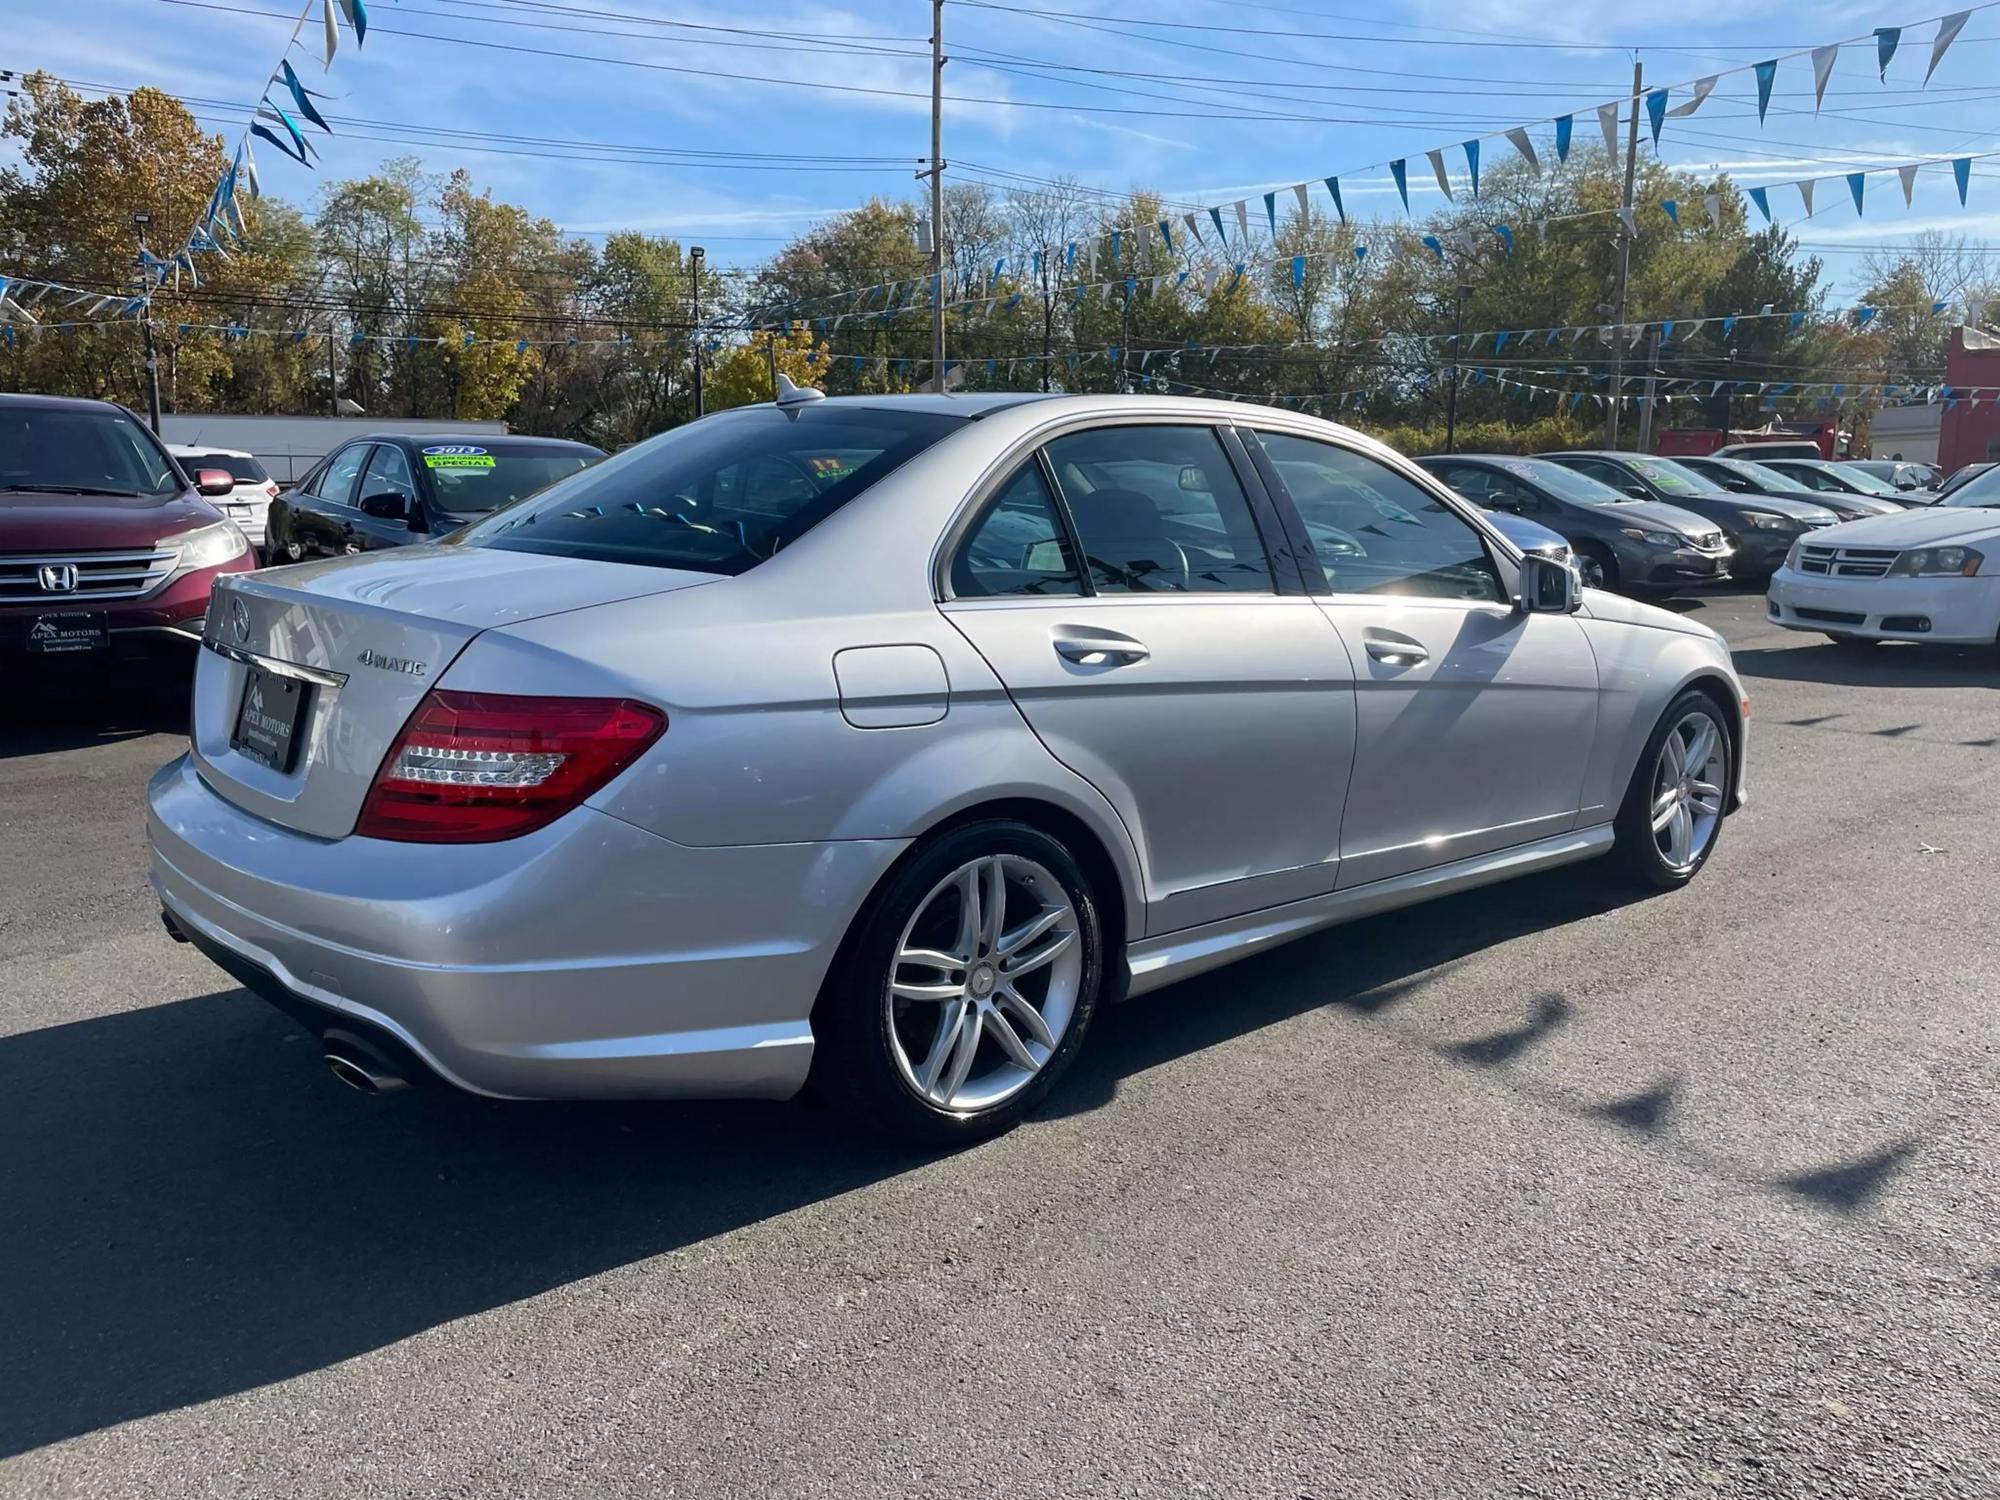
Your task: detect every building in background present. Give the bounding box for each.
[1940,327,2000,474]
[1867,404,1941,463]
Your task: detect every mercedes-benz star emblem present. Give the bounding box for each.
[229,595,251,643]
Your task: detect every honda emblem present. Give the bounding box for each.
[37,563,78,594]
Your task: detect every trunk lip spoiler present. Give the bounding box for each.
[202,635,350,689]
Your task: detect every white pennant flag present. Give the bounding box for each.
[1293,182,1311,221]
[1234,200,1249,243]
[1968,297,1988,327]
[1668,76,1718,117]
[1798,178,1817,216]
[1811,45,1839,110]
[1899,163,1920,206]
[1086,241,1098,279]
[1151,273,1168,296]
[322,0,340,64]
[1505,127,1540,175]
[1616,206,1637,236]
[1204,266,1221,296]
[1183,211,1202,245]
[1704,192,1722,228]
[1427,149,1453,201]
[1598,103,1622,167]
[1928,11,1970,83]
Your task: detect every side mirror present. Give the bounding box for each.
[1518,551,1579,613]
[1622,483,1649,500]
[358,491,411,522]
[195,468,235,498]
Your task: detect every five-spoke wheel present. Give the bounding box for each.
[1615,689,1733,889]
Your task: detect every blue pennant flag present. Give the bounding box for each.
[338,0,368,43]
[1954,157,1972,204]
[1554,115,1573,163]
[250,122,308,166]
[1492,224,1513,254]
[1789,312,1806,331]
[1721,315,1738,338]
[1389,159,1410,214]
[1848,172,1867,216]
[1420,234,1445,261]
[986,358,997,376]
[1856,307,1877,329]
[1353,244,1368,264]
[1661,199,1679,225]
[1292,256,1305,287]
[1661,320,1675,343]
[1570,391,1585,413]
[278,61,332,133]
[1875,27,1901,78]
[1747,186,1772,223]
[1463,139,1480,198]
[1645,89,1669,145]
[1158,219,1173,251]
[1262,193,1277,237]
[1111,229,1123,263]
[1324,177,1344,221]
[1494,331,1511,353]
[1209,205,1226,243]
[1754,60,1777,123]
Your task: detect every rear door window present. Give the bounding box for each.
[455,407,961,574]
[318,444,372,507]
[950,461,1085,598]
[1042,425,1273,594]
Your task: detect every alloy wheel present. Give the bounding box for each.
[884,854,1082,1114]
[1650,711,1726,873]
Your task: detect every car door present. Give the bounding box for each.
[1250,430,1599,889]
[939,422,1357,934]
[350,443,422,550]
[293,443,372,558]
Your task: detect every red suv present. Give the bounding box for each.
[3,394,255,659]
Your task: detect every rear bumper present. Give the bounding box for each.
[1766,567,2000,644]
[147,753,908,1101]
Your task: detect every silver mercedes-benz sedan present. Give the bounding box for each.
[149,388,1748,1142]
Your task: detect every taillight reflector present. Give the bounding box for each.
[355,690,666,843]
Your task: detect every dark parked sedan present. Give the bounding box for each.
[1539,451,1837,582]
[1416,454,1730,594]
[1754,457,1918,508]
[1674,455,1902,521]
[267,433,605,562]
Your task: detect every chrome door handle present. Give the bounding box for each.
[1365,639,1428,666]
[1052,633,1150,666]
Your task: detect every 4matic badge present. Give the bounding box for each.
[357,647,428,677]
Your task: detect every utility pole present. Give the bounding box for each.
[131,212,163,433]
[327,320,338,416]
[1636,326,1662,452]
[1446,281,1470,453]
[1607,58,1642,449]
[925,0,946,392]
[765,331,778,394]
[689,245,705,419]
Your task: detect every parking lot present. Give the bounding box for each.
[2,588,1995,1497]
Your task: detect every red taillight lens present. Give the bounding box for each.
[265,481,280,497]
[355,690,666,843]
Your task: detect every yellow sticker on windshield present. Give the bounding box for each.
[423,445,495,470]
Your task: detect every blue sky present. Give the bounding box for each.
[8,0,1999,292]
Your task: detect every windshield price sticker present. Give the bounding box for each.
[423,445,495,470]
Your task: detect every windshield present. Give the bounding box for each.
[1625,456,1714,495]
[185,452,269,484]
[422,445,601,514]
[1494,458,1632,506]
[1823,463,1902,497]
[1941,465,2000,507]
[0,405,181,498]
[453,406,962,572]
[1699,458,1784,493]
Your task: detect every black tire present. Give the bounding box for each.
[1611,689,1733,891]
[1574,542,1617,593]
[810,819,1104,1146]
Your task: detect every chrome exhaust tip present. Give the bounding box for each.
[322,1034,410,1095]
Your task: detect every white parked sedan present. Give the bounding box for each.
[149,388,1750,1143]
[1766,467,2000,646]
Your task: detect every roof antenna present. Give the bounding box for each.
[774,372,825,410]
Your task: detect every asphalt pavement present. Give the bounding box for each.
[2,591,1996,1498]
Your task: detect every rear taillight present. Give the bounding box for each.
[355,690,666,843]
[265,481,280,497]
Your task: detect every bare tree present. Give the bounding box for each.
[1005,177,1091,390]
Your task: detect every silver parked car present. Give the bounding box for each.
[149,390,1749,1142]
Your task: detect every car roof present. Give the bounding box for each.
[0,392,132,413]
[368,433,605,454]
[166,442,254,457]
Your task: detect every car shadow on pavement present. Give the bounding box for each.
[1732,640,2000,691]
[0,658,193,759]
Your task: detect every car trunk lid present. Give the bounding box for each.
[190,544,716,838]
